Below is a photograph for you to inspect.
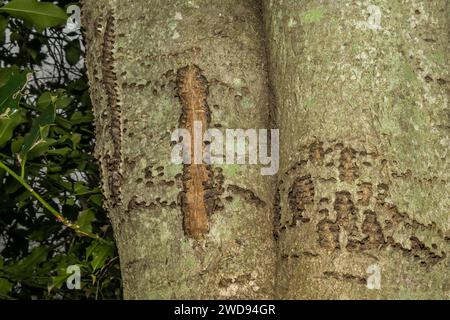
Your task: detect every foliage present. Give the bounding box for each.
[0,0,121,299]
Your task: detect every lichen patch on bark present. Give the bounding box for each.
[100,11,123,208]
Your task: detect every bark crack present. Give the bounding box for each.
[101,10,123,208]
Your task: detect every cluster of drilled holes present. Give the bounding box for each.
[288,174,314,224]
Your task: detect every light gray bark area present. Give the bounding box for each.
[82,0,276,299]
[263,0,449,299]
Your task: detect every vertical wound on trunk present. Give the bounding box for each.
[177,65,211,239]
[101,11,122,207]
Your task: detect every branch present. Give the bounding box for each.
[0,161,111,245]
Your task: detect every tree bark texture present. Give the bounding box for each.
[82,0,449,299]
[82,0,276,299]
[263,0,449,299]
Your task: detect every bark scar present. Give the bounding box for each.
[101,11,123,208]
[177,65,212,239]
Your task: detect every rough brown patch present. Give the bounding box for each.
[339,147,359,181]
[282,140,447,268]
[334,191,357,234]
[203,166,224,214]
[177,65,211,239]
[357,182,373,206]
[317,219,340,250]
[309,141,324,165]
[360,210,385,250]
[322,271,366,285]
[101,11,122,207]
[227,184,266,208]
[288,174,314,223]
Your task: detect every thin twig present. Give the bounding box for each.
[0,161,111,245]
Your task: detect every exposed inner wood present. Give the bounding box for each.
[177,65,211,239]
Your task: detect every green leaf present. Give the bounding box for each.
[20,102,56,160]
[76,209,95,233]
[64,40,81,65]
[80,90,91,107]
[4,176,21,194]
[73,181,90,195]
[47,165,62,173]
[87,242,113,272]
[89,194,103,207]
[6,246,49,279]
[0,68,28,112]
[29,228,48,241]
[50,261,81,291]
[70,132,81,149]
[69,111,93,125]
[0,67,12,87]
[0,108,26,148]
[0,15,8,43]
[46,147,71,156]
[0,68,28,148]
[11,136,24,153]
[67,78,88,92]
[55,115,72,129]
[26,137,56,159]
[36,91,53,110]
[15,189,32,207]
[24,45,38,60]
[0,278,12,295]
[55,95,72,109]
[47,174,72,191]
[0,0,68,30]
[50,272,69,290]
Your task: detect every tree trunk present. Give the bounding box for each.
[82,0,449,299]
[81,0,276,299]
[263,0,449,299]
